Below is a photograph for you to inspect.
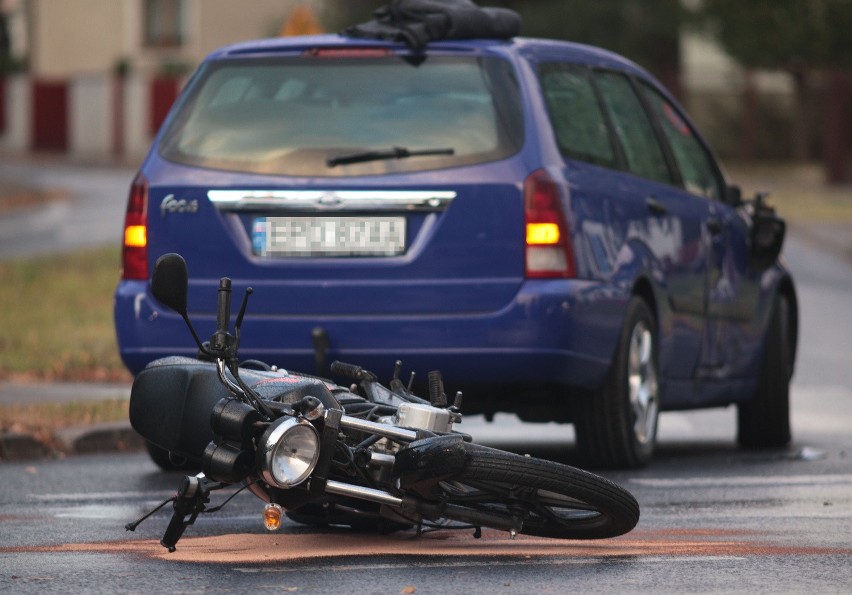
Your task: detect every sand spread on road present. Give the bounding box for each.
[14,528,851,564]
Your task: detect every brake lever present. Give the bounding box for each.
[234,287,253,336]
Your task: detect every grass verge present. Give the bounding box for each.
[0,246,132,382]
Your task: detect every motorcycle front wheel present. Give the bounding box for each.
[428,443,640,540]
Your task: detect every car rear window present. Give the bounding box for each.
[159,54,524,177]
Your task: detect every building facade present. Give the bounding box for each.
[0,1,813,164]
[0,0,321,159]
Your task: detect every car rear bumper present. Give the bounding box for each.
[115,279,624,392]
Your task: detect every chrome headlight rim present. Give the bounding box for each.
[258,416,320,488]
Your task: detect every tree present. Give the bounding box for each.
[696,0,852,182]
[494,0,685,97]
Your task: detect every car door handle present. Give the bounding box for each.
[706,218,723,235]
[646,197,668,216]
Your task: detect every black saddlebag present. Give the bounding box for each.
[129,356,337,461]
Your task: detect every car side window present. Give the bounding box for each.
[594,71,672,186]
[538,64,617,168]
[640,82,723,200]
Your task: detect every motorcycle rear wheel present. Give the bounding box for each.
[433,443,639,539]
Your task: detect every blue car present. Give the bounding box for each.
[114,30,797,468]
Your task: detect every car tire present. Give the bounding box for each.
[576,296,659,469]
[737,294,792,449]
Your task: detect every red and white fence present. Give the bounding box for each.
[0,73,181,161]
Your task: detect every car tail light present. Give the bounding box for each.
[121,172,148,280]
[304,48,393,59]
[524,169,576,278]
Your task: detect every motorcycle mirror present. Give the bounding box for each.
[152,253,189,315]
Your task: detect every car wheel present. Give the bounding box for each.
[737,294,792,449]
[576,296,659,469]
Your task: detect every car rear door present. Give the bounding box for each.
[538,63,714,382]
[638,81,761,378]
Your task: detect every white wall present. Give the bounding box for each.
[123,74,154,159]
[0,75,31,151]
[28,0,310,78]
[69,75,112,156]
[30,0,127,77]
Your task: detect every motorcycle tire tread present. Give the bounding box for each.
[441,442,639,539]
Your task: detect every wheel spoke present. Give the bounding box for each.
[438,479,603,526]
[628,322,658,445]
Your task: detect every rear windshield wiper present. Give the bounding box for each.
[327,146,455,168]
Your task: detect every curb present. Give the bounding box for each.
[0,432,51,461]
[0,381,139,462]
[55,422,145,455]
[0,422,143,462]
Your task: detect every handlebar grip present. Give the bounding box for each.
[216,277,232,334]
[160,501,190,552]
[330,361,363,379]
[330,361,376,381]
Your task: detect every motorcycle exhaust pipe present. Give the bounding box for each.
[323,479,403,508]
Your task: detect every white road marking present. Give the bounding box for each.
[631,473,852,488]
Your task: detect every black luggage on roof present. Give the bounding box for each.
[344,0,522,50]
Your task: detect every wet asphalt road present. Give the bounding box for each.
[1,420,850,593]
[1,162,851,591]
[0,158,136,258]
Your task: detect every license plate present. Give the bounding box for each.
[252,216,406,257]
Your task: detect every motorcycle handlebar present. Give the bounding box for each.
[216,278,232,335]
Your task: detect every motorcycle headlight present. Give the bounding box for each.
[258,417,320,488]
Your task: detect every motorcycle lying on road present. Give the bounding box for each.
[126,253,640,551]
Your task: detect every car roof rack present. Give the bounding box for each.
[343,0,521,51]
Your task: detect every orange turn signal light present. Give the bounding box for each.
[263,503,283,531]
[124,225,147,248]
[526,222,560,245]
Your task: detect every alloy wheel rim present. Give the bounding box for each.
[627,321,658,446]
